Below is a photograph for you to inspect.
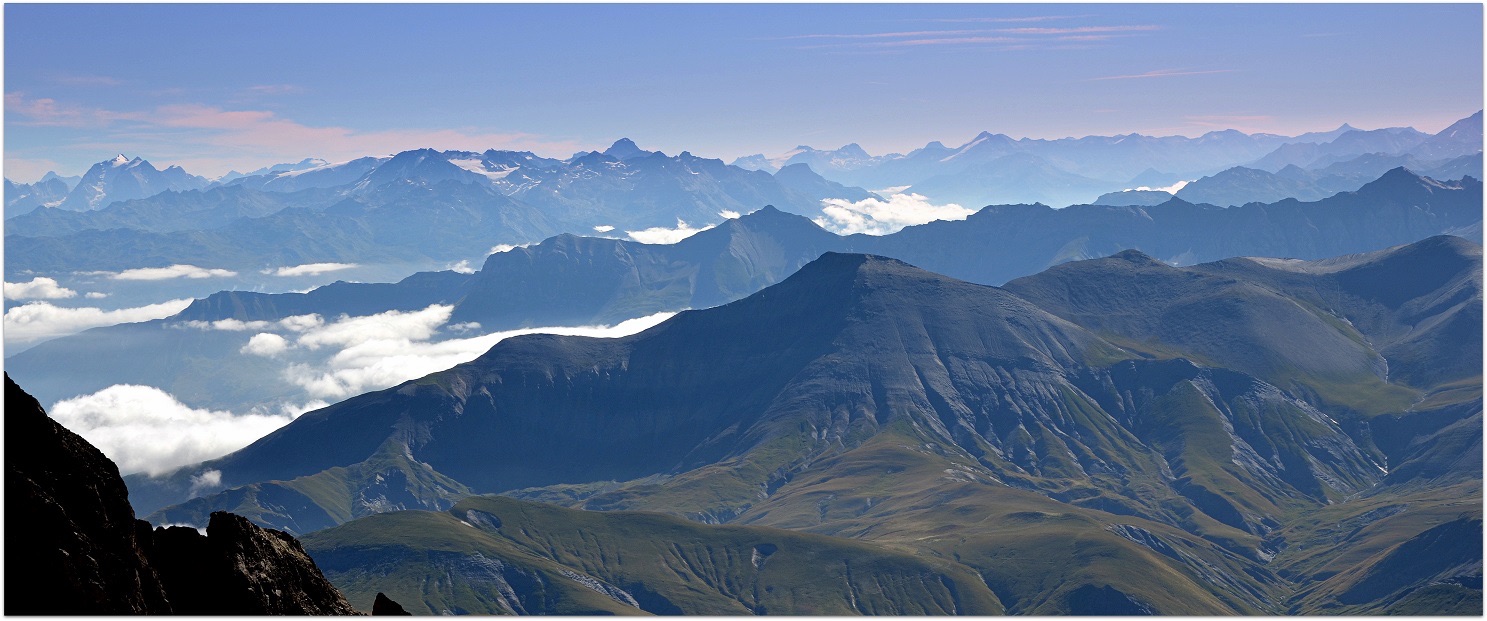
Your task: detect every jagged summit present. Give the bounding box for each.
[602,138,651,160]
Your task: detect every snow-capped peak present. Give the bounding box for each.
[109,154,130,167]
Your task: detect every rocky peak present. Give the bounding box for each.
[146,511,360,615]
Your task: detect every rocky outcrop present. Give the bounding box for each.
[3,373,360,615]
[5,374,171,614]
[145,512,360,615]
[373,592,412,615]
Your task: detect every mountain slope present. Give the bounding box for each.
[129,248,1475,613]
[303,495,1005,615]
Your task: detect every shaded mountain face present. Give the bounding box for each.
[128,242,1484,614]
[3,374,359,615]
[1177,166,1342,205]
[1092,188,1174,207]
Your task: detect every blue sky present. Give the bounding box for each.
[5,3,1482,181]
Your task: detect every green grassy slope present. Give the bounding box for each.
[302,494,1005,615]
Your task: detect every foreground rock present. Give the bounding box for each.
[3,373,360,615]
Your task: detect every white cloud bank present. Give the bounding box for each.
[1125,180,1191,194]
[50,385,301,476]
[241,332,290,356]
[489,243,532,255]
[4,299,194,345]
[262,262,358,277]
[51,306,678,476]
[626,219,714,244]
[254,305,677,400]
[112,264,238,281]
[4,277,77,300]
[813,192,976,235]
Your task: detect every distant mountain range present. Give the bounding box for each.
[1164,152,1482,207]
[732,111,1483,207]
[122,234,1480,614]
[4,142,876,274]
[9,167,1480,412]
[8,111,1479,231]
[4,171,79,218]
[56,154,212,213]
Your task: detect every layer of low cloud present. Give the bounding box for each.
[53,305,678,473]
[446,260,477,274]
[626,219,714,244]
[112,264,238,281]
[49,385,300,476]
[4,277,77,300]
[489,243,533,255]
[1125,180,1191,194]
[592,225,615,233]
[262,262,357,277]
[179,313,325,334]
[221,304,677,401]
[813,192,976,235]
[5,298,194,345]
[718,210,742,220]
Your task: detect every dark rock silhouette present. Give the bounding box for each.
[5,373,171,614]
[373,592,412,615]
[3,373,361,615]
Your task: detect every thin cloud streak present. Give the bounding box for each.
[999,25,1160,35]
[800,36,1021,50]
[5,95,590,177]
[777,29,1004,40]
[1090,69,1235,81]
[922,15,1096,23]
[49,74,123,87]
[791,23,1158,51]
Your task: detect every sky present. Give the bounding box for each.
[4,3,1482,181]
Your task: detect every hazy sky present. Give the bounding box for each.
[5,3,1482,181]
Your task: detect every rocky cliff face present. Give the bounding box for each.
[144,511,361,615]
[3,373,360,615]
